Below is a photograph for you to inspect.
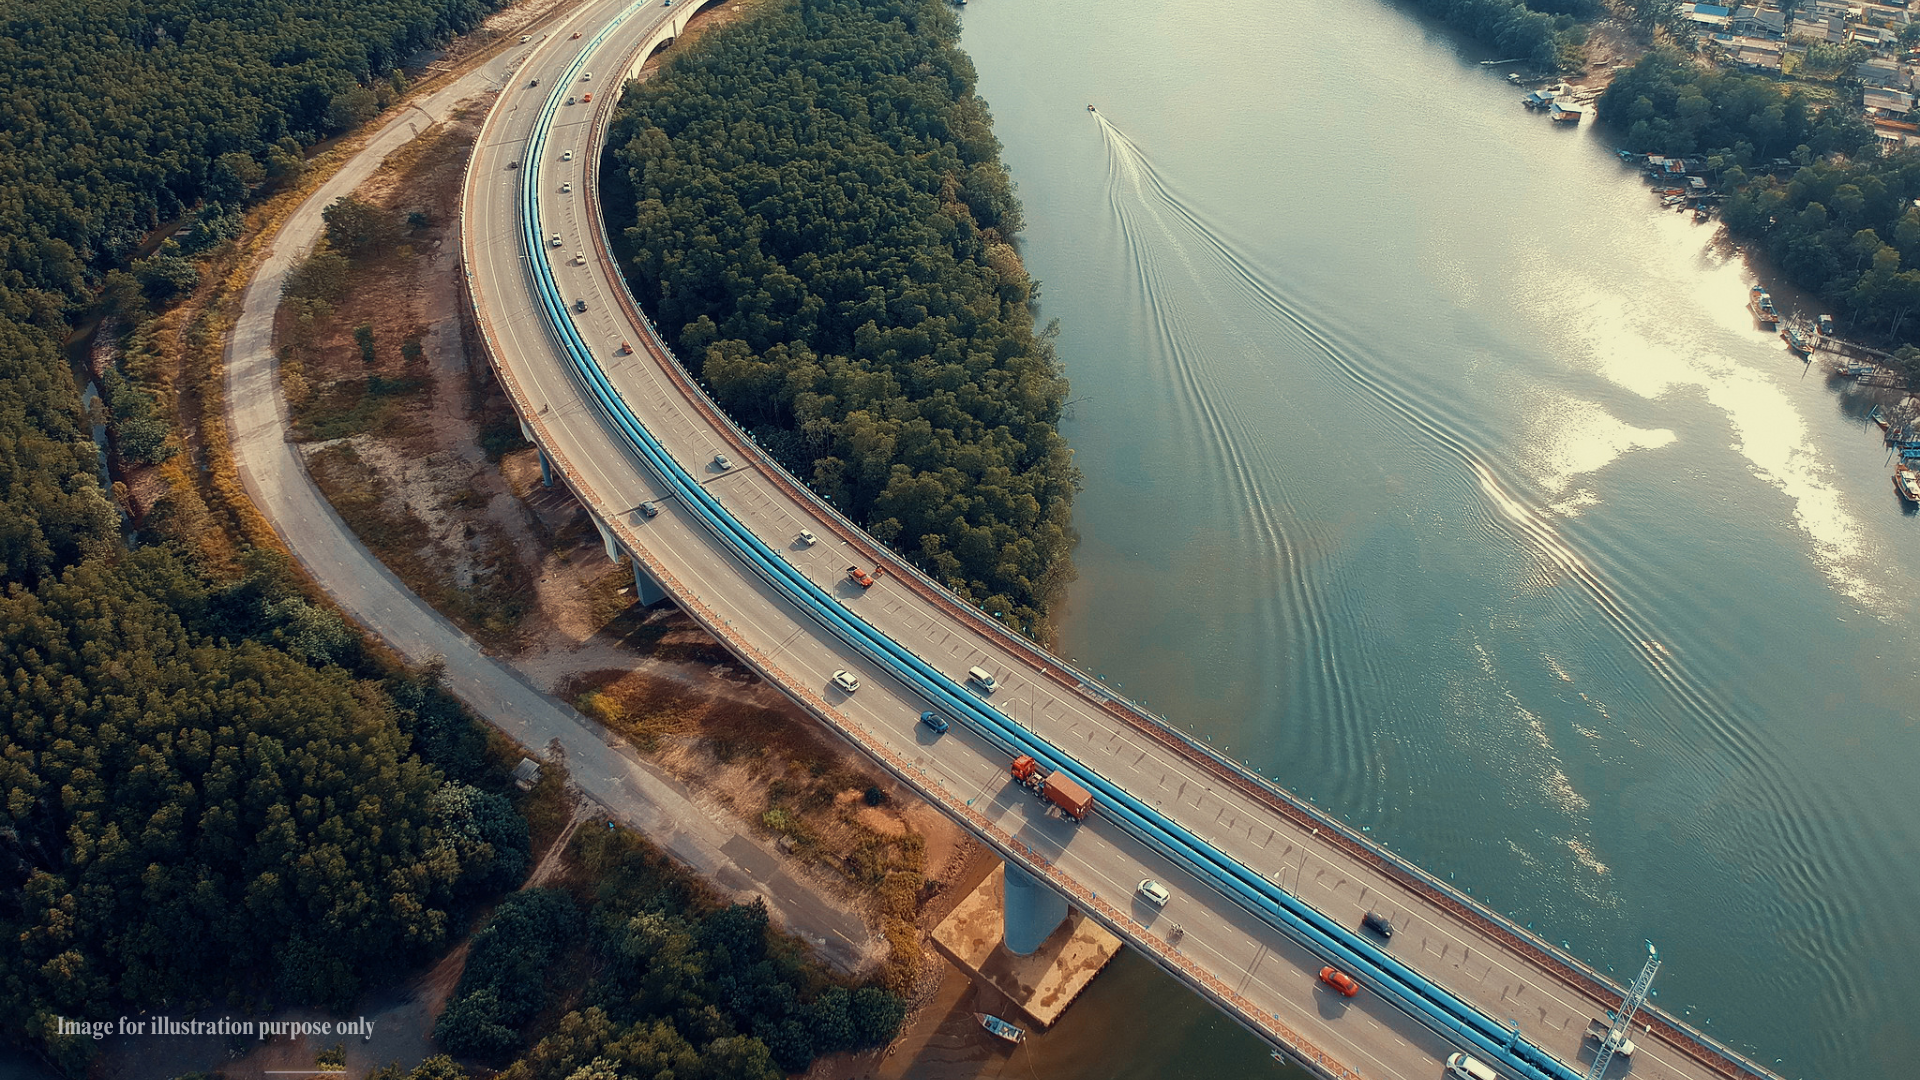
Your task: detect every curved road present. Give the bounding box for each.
[458,5,1786,1080]
[224,15,876,970]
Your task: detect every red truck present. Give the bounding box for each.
[1011,755,1093,821]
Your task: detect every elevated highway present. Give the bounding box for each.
[458,5,1783,1079]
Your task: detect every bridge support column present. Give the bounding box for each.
[538,448,554,488]
[930,864,1120,1029]
[1001,861,1069,956]
[592,516,621,565]
[629,555,667,607]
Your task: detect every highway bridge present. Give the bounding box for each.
[458,4,1784,1079]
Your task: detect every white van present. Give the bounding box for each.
[1445,1054,1499,1080]
[966,666,998,693]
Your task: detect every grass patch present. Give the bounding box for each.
[294,373,426,440]
[478,415,533,461]
[307,442,527,645]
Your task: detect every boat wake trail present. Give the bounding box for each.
[1089,118,1833,906]
[1095,113,1384,791]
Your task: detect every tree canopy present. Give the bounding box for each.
[2,7,529,1058]
[1598,47,1875,162]
[472,828,905,1080]
[1598,50,1920,367]
[607,0,1078,634]
[1401,0,1591,72]
[2,549,529,1071]
[0,0,508,594]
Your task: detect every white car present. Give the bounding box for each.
[831,670,859,693]
[550,234,563,247]
[572,252,586,265]
[712,452,734,471]
[561,149,573,161]
[583,71,593,81]
[796,529,817,547]
[1445,1054,1499,1080]
[561,181,572,193]
[1136,879,1171,907]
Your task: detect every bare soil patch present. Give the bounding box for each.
[1576,18,1646,83]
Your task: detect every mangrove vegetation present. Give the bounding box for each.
[605,0,1078,635]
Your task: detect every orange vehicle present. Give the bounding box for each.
[1010,755,1093,820]
[581,92,592,102]
[1319,967,1360,997]
[846,565,886,588]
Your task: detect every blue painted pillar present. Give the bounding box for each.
[538,449,553,488]
[1003,862,1068,956]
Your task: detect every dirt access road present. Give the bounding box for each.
[222,8,875,973]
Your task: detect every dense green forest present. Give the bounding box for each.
[451,830,905,1080]
[606,0,1078,634]
[1598,49,1920,367]
[1599,48,1875,162]
[0,0,505,586]
[2,549,530,1071]
[1400,0,1595,72]
[0,0,534,1070]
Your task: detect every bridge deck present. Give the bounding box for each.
[458,6,1779,1080]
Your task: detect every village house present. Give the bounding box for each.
[1865,86,1916,116]
[1731,3,1790,37]
[1689,3,1733,31]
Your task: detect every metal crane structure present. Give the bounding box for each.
[1587,943,1662,1080]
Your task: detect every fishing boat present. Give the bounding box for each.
[1781,324,1812,357]
[975,1013,1027,1044]
[1895,467,1920,504]
[1748,286,1779,327]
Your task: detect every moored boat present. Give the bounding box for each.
[975,1013,1027,1044]
[1781,324,1812,356]
[1895,467,1920,503]
[1748,285,1779,327]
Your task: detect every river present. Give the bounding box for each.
[951,0,1920,1077]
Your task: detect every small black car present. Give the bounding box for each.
[1362,910,1395,941]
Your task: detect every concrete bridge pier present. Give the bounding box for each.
[520,420,555,488]
[592,516,622,564]
[589,516,669,606]
[1002,861,1069,955]
[628,555,667,606]
[930,863,1122,1030]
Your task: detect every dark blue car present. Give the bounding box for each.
[918,711,950,735]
